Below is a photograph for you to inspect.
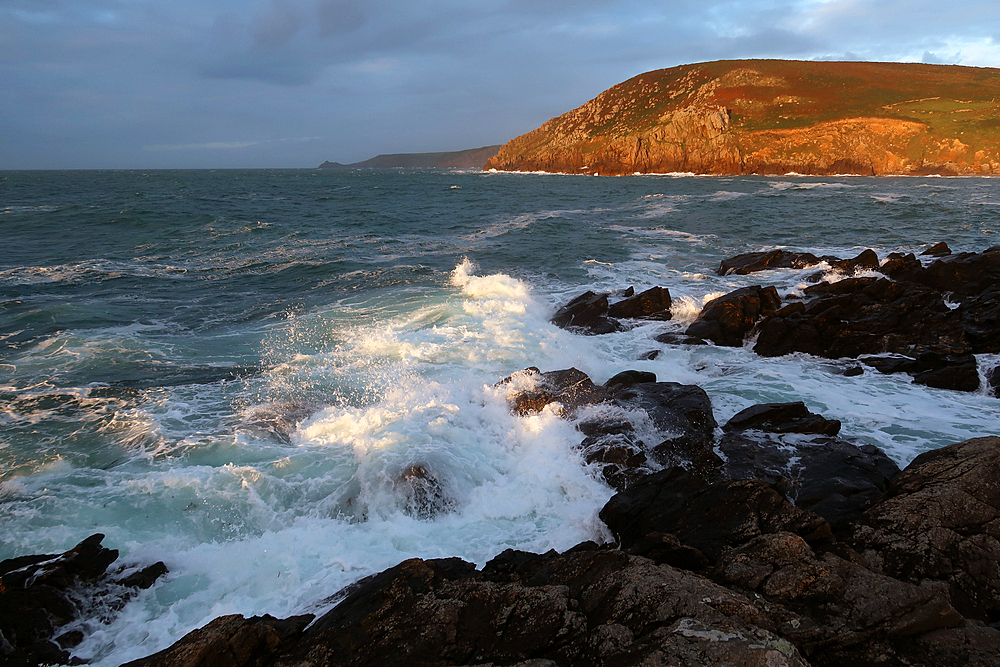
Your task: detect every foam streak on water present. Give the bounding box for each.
[1,170,999,665]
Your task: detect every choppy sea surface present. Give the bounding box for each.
[1,168,998,664]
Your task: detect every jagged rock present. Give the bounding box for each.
[719,432,900,530]
[959,282,1000,353]
[550,291,623,335]
[500,367,609,416]
[395,464,454,519]
[987,365,1000,397]
[607,286,672,320]
[686,285,781,347]
[849,436,1000,624]
[610,381,719,470]
[828,248,880,274]
[754,276,970,361]
[723,402,841,436]
[921,241,952,256]
[718,250,823,275]
[857,350,981,392]
[0,534,167,667]
[599,467,832,563]
[715,532,963,662]
[122,614,314,667]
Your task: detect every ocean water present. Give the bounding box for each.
[1,168,998,664]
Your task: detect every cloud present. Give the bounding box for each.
[3,0,1000,168]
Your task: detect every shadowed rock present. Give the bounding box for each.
[686,285,781,347]
[849,436,1000,624]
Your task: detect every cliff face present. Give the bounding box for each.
[485,61,1000,176]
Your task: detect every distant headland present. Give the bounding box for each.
[319,145,503,170]
[485,60,1000,176]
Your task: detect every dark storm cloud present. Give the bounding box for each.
[2,0,999,168]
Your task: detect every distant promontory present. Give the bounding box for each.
[320,145,503,170]
[485,60,1000,176]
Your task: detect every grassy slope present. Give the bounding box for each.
[488,60,1000,174]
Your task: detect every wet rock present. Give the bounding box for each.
[959,282,1000,353]
[0,534,167,667]
[501,367,610,416]
[550,291,623,335]
[987,365,1000,397]
[858,350,981,392]
[686,285,781,347]
[599,467,832,563]
[718,249,823,275]
[576,417,650,491]
[754,277,969,361]
[607,286,672,320]
[849,436,1000,624]
[652,331,708,346]
[843,365,864,377]
[122,613,314,667]
[602,370,657,391]
[609,382,719,470]
[395,464,454,519]
[828,248,880,274]
[921,241,952,256]
[719,431,900,530]
[723,402,841,436]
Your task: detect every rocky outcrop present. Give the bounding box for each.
[685,285,780,347]
[848,436,1000,624]
[123,435,1000,667]
[0,534,167,667]
[486,60,1000,176]
[549,287,672,335]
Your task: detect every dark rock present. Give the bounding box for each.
[607,286,672,320]
[637,349,660,360]
[921,241,952,256]
[609,382,718,470]
[723,401,841,436]
[603,370,656,391]
[715,532,962,661]
[843,365,864,377]
[859,350,981,392]
[913,247,1000,298]
[686,285,781,347]
[829,248,880,273]
[599,467,832,563]
[959,282,1000,353]
[0,534,168,667]
[113,561,170,590]
[395,464,454,519]
[652,331,708,345]
[718,249,822,275]
[550,291,623,335]
[849,436,1000,624]
[719,431,900,530]
[987,364,1000,397]
[502,367,610,416]
[754,277,969,361]
[879,251,923,278]
[122,613,314,667]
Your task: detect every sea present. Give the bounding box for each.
[1,168,998,665]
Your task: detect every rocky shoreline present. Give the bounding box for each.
[4,246,999,667]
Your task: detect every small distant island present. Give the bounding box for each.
[485,60,1000,176]
[319,145,503,170]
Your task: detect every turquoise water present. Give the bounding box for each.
[1,169,999,664]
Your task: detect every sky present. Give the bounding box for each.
[3,0,1000,169]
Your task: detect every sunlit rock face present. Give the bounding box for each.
[486,60,1000,176]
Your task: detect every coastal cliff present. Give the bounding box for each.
[485,60,1000,176]
[321,145,503,169]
